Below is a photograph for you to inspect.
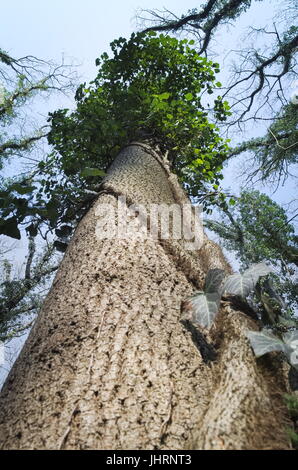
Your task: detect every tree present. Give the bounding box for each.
[206,190,298,268]
[0,33,292,450]
[0,47,75,166]
[0,238,59,342]
[205,190,298,319]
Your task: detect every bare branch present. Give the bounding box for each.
[141,0,218,33]
[139,2,298,127]
[223,31,298,125]
[24,236,36,280]
[140,0,256,56]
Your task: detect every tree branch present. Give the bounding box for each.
[0,132,48,155]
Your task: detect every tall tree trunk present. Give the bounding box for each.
[0,143,292,449]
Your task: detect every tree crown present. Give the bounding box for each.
[1,32,231,239]
[48,32,231,195]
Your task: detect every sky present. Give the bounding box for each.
[0,0,297,385]
[1,1,279,83]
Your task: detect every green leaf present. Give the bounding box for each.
[159,92,170,100]
[247,328,298,371]
[0,217,21,239]
[80,168,106,178]
[283,330,298,370]
[54,240,68,253]
[204,268,226,296]
[189,291,221,328]
[55,225,73,238]
[223,263,272,298]
[185,93,193,101]
[246,329,287,357]
[26,223,38,237]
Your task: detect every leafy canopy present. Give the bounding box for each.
[230,103,298,184]
[0,32,231,239]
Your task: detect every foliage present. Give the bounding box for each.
[205,190,298,314]
[182,262,272,328]
[183,268,225,328]
[182,261,298,387]
[284,393,298,420]
[206,190,297,266]
[287,427,298,450]
[48,32,231,198]
[223,262,272,298]
[186,292,220,329]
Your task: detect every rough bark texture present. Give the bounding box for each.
[0,143,292,449]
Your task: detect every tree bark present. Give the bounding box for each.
[0,143,292,449]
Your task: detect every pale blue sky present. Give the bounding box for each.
[1,0,277,82]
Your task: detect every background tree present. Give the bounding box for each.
[0,48,75,169]
[139,0,298,127]
[206,190,298,267]
[228,103,298,185]
[205,190,298,319]
[0,239,59,342]
[0,48,76,238]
